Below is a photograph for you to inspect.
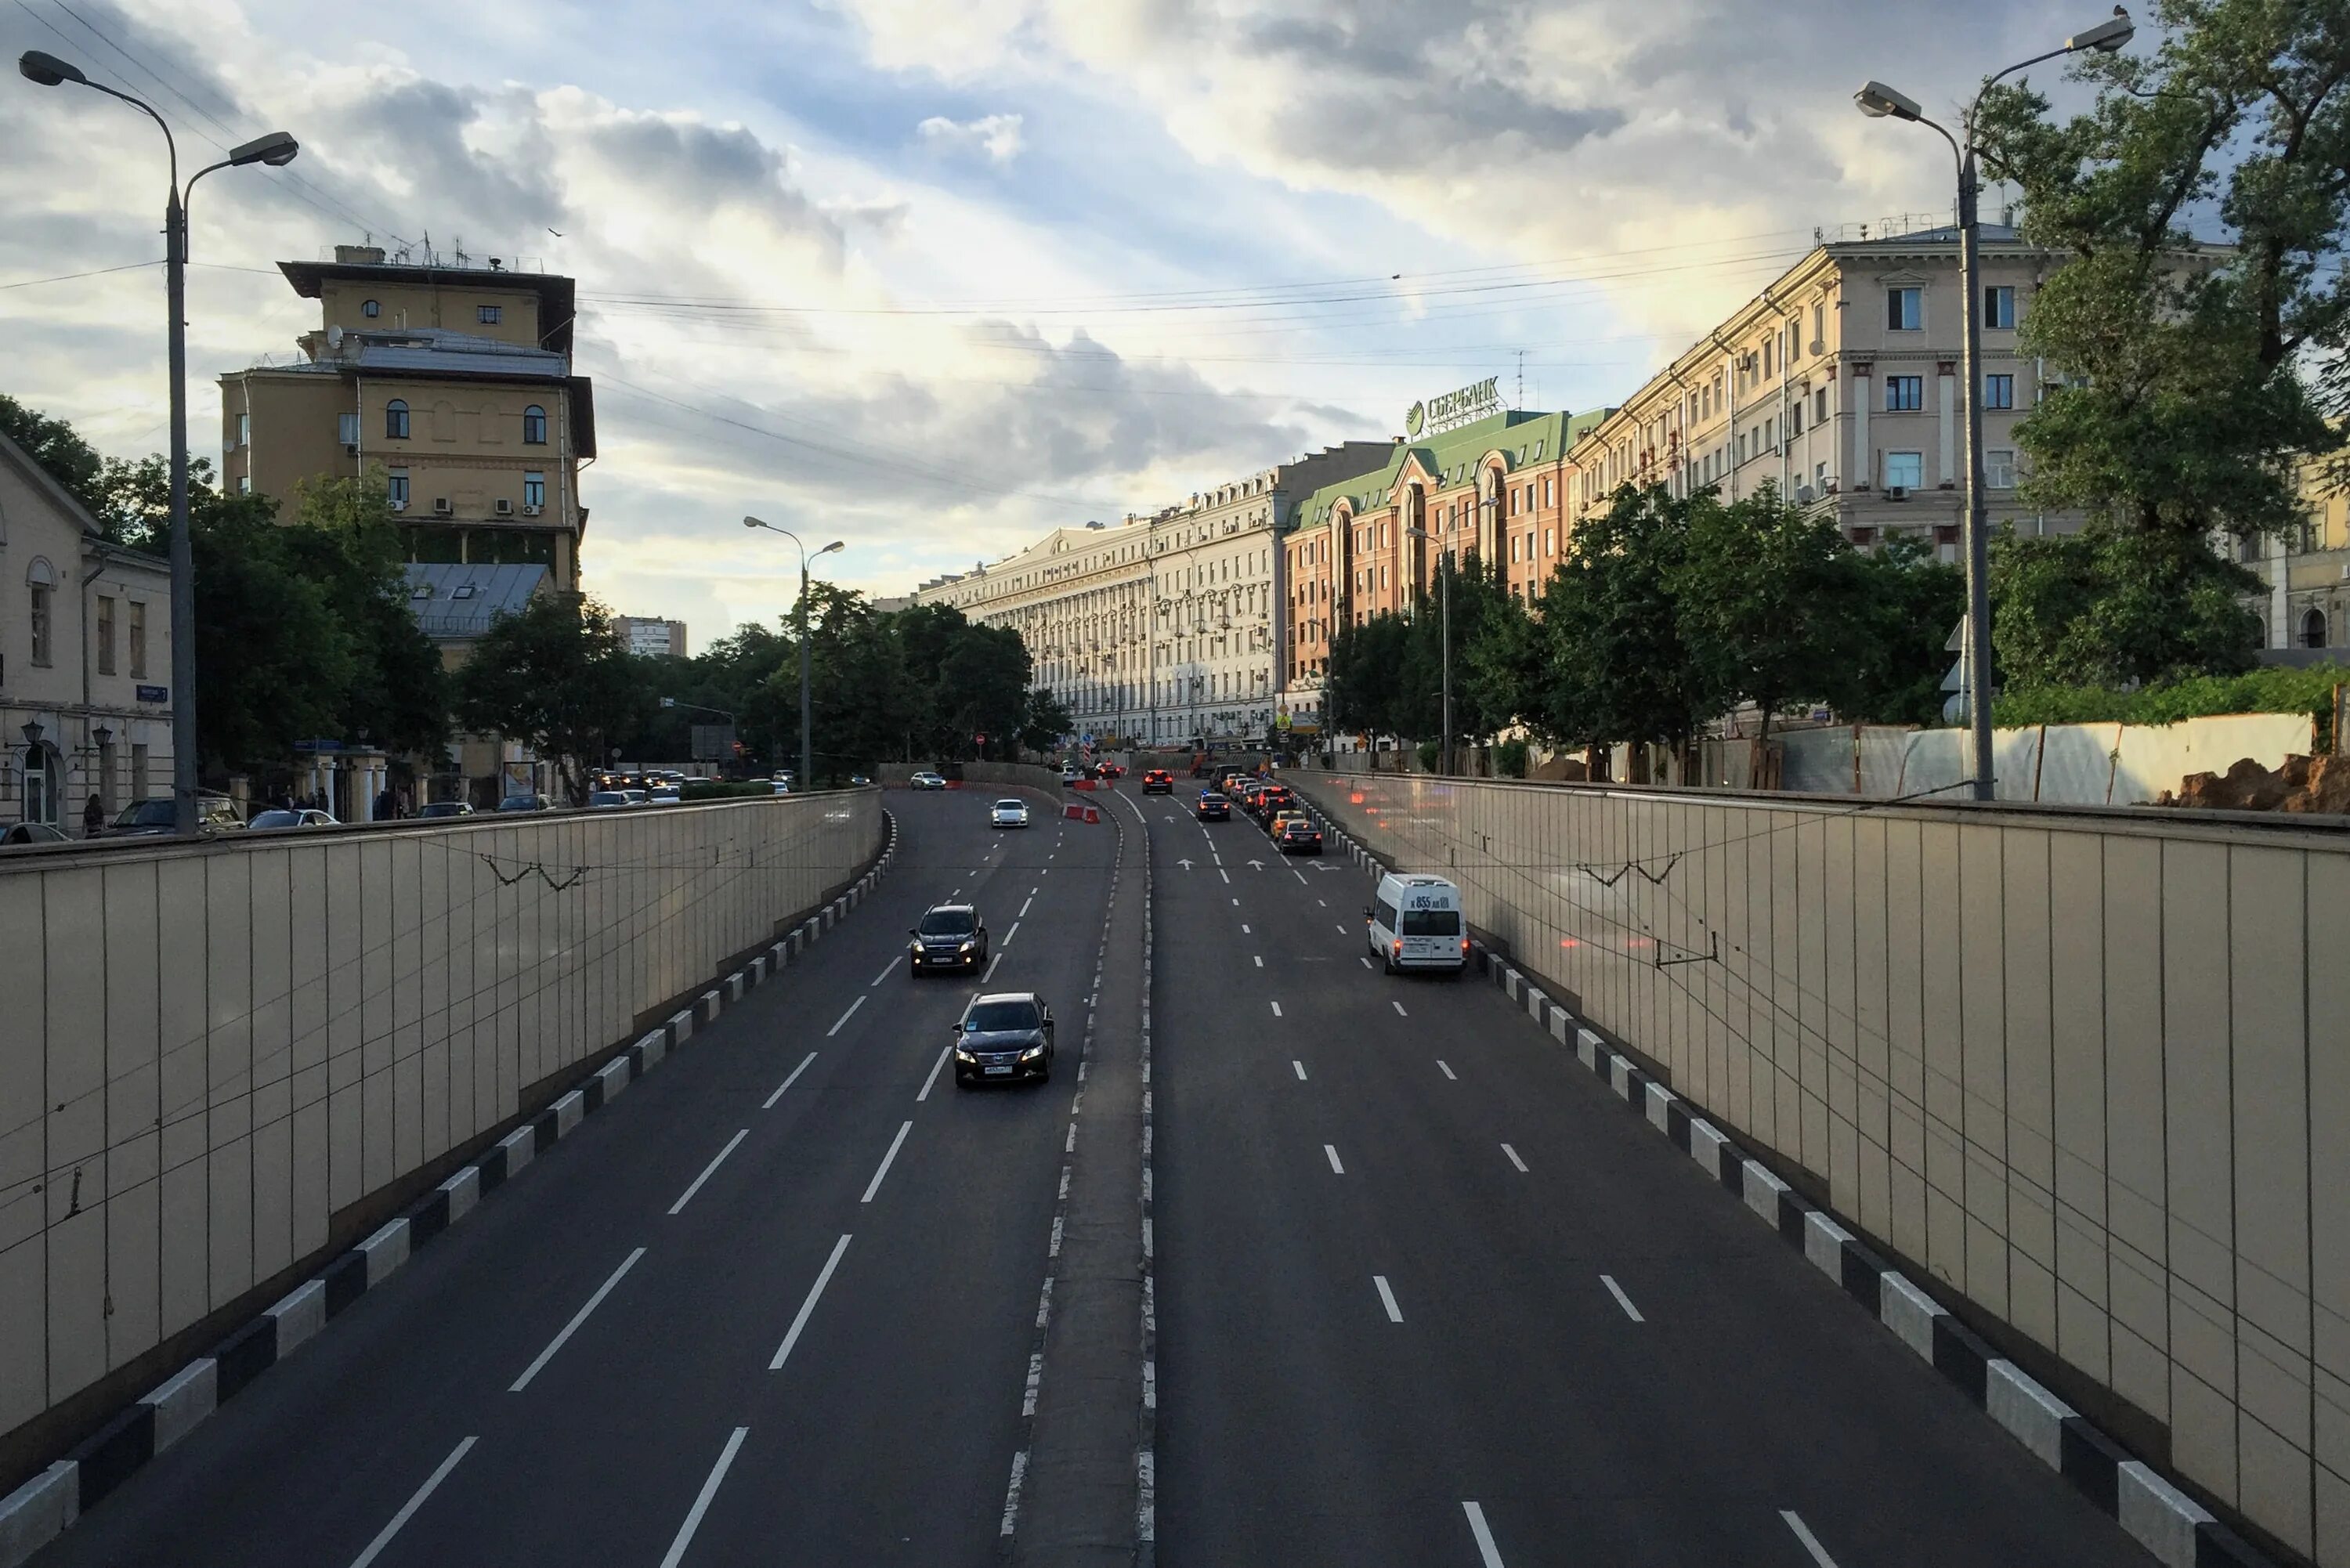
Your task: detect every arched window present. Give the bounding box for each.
[2302,608,2328,649]
[27,556,56,667]
[362,298,381,318]
[385,399,410,439]
[522,404,548,445]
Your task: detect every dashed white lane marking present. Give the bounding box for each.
[1372,1274,1403,1323]
[771,1234,854,1369]
[1032,885,1040,895]
[1462,1501,1506,1567]
[511,1247,646,1391]
[669,1129,749,1215]
[1219,868,1231,883]
[1270,1000,1283,1017]
[764,1051,818,1108]
[1392,1000,1408,1017]
[984,952,1006,983]
[1292,1060,1307,1080]
[1317,898,1326,908]
[1781,1511,1839,1567]
[1502,1143,1529,1173]
[916,1044,954,1101]
[1253,956,1264,968]
[1437,1060,1458,1080]
[1231,897,1239,907]
[1336,923,1350,936]
[1241,923,1251,934]
[826,995,866,1036]
[1602,1274,1645,1322]
[346,1435,479,1568]
[657,1425,750,1568]
[1323,1143,1344,1174]
[862,1120,913,1203]
[870,956,897,987]
[1002,920,1021,947]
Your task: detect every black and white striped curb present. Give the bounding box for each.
[1464,941,2268,1568]
[0,815,900,1568]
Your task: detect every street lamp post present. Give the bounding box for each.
[1405,526,1452,775]
[1854,7,2132,803]
[20,50,298,836]
[743,517,843,789]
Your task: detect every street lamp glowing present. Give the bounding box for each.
[1854,81,1924,121]
[227,131,299,168]
[18,49,86,86]
[2069,9,2135,52]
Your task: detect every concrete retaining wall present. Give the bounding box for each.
[0,791,879,1465]
[1289,769,2350,1564]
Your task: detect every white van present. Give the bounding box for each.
[1368,873,1468,975]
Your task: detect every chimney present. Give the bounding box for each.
[335,244,387,265]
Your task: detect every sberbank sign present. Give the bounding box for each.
[1405,376,1502,439]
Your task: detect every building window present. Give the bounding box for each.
[522,471,547,512]
[1887,287,1922,331]
[1812,301,1825,345]
[1983,374,2015,410]
[235,412,250,449]
[128,601,148,678]
[1983,287,2017,330]
[385,399,410,439]
[362,298,381,318]
[1987,449,2017,489]
[522,404,548,445]
[1884,451,1924,490]
[478,305,502,324]
[1815,388,1829,422]
[237,475,251,496]
[1886,376,1923,412]
[96,595,116,675]
[28,580,53,667]
[338,411,360,447]
[2301,608,2326,649]
[388,468,410,508]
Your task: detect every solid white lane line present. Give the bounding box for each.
[1603,1274,1646,1323]
[763,1051,818,1109]
[510,1247,646,1391]
[870,956,896,987]
[826,995,866,1037]
[1392,1000,1408,1017]
[1324,1143,1344,1174]
[770,1234,854,1369]
[862,1120,913,1203]
[1292,1060,1307,1080]
[345,1436,478,1568]
[668,1129,749,1215]
[1253,956,1264,968]
[1502,1143,1529,1173]
[1002,920,1021,947]
[1270,1000,1283,1017]
[1372,1274,1403,1323]
[984,952,1005,983]
[1781,1511,1839,1567]
[1437,1060,1458,1080]
[657,1425,750,1568]
[916,1044,954,1101]
[1462,1501,1506,1568]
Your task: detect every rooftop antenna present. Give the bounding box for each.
[1516,349,1524,410]
[420,229,432,265]
[452,235,468,267]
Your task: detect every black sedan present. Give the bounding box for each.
[953,992,1055,1086]
[1276,818,1323,855]
[909,903,989,974]
[1195,790,1230,821]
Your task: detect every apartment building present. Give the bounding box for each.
[2242,451,2350,652]
[219,244,595,589]
[1567,222,2115,555]
[613,615,689,659]
[1282,405,1609,730]
[1,426,173,826]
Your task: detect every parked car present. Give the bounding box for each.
[772,779,794,795]
[417,800,474,819]
[1061,766,1081,787]
[0,822,70,847]
[496,793,551,813]
[909,771,948,790]
[952,992,1056,1086]
[990,797,1031,829]
[588,790,631,810]
[649,786,683,806]
[107,794,243,836]
[248,808,338,830]
[909,903,989,974]
[849,774,873,786]
[621,789,649,806]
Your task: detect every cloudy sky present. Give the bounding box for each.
[2,0,2096,643]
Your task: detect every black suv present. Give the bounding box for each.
[909,903,989,974]
[953,992,1055,1086]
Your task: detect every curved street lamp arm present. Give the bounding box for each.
[78,78,178,191]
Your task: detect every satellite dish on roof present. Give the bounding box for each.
[327,325,343,349]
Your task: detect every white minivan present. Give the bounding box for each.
[1368,872,1469,975]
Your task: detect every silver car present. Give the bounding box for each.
[990,797,1029,829]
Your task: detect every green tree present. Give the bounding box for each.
[1673,486,1872,739]
[1990,523,2264,688]
[1835,535,1968,725]
[1977,0,2349,547]
[1020,687,1074,754]
[454,594,653,802]
[1325,611,1412,741]
[0,392,104,514]
[1525,484,1708,749]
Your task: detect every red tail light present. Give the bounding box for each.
[1391,938,1402,956]
[1461,937,1470,953]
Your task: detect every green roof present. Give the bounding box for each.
[1292,408,1577,529]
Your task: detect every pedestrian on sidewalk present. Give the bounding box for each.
[81,791,105,837]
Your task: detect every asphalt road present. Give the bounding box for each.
[31,781,2172,1568]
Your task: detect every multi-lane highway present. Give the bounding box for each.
[29,782,2163,1567]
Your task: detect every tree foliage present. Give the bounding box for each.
[1990,523,2265,688]
[454,593,651,804]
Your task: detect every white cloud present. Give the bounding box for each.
[916,112,1026,164]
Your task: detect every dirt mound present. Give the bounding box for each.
[2157,753,2350,814]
